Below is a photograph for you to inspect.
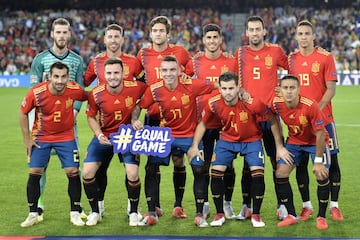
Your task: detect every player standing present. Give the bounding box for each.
[288,20,343,221]
[234,15,289,220]
[185,23,238,219]
[132,56,216,226]
[83,23,144,217]
[137,16,191,218]
[19,62,88,227]
[28,18,86,220]
[82,58,147,226]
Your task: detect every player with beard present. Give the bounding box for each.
[188,72,290,228]
[234,15,289,220]
[185,23,238,220]
[20,62,88,227]
[28,17,86,221]
[82,58,147,226]
[137,16,191,219]
[83,23,144,218]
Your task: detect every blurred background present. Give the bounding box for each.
[0,0,359,75]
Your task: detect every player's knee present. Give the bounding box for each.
[145,162,158,175]
[65,167,80,178]
[172,155,184,167]
[275,165,291,178]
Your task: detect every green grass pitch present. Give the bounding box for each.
[0,86,359,238]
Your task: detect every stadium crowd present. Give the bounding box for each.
[0,6,359,75]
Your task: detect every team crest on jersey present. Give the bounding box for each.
[66,98,73,109]
[221,65,229,74]
[311,62,320,76]
[125,96,133,107]
[265,55,273,69]
[239,111,248,123]
[299,114,308,125]
[181,95,190,105]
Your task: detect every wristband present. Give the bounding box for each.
[97,133,105,141]
[314,157,323,163]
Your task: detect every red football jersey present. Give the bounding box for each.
[86,80,147,137]
[288,47,337,122]
[137,44,191,85]
[272,95,327,145]
[83,52,144,87]
[185,52,237,129]
[20,82,88,142]
[202,96,270,142]
[139,78,214,137]
[234,43,289,106]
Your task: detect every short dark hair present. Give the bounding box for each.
[279,74,300,86]
[297,20,314,32]
[105,23,124,37]
[104,58,124,70]
[50,61,69,74]
[161,55,178,64]
[150,16,171,34]
[202,23,222,37]
[51,18,70,31]
[219,72,238,86]
[247,15,265,29]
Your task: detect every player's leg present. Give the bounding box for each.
[145,114,163,212]
[326,123,343,220]
[28,109,47,218]
[237,160,252,220]
[209,140,236,227]
[138,155,168,226]
[201,128,220,218]
[276,144,299,227]
[244,141,266,227]
[189,145,208,227]
[122,151,142,226]
[95,159,109,217]
[296,153,314,221]
[82,137,110,226]
[171,138,188,218]
[20,141,49,227]
[260,120,287,219]
[58,140,84,226]
[172,154,187,219]
[309,147,331,230]
[223,166,236,219]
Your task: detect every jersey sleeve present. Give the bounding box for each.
[324,54,338,82]
[73,57,85,112]
[245,98,271,121]
[86,91,99,117]
[192,78,215,96]
[201,101,215,125]
[138,87,154,109]
[29,55,45,87]
[83,59,97,87]
[184,58,195,77]
[277,46,289,71]
[310,103,327,131]
[20,90,35,114]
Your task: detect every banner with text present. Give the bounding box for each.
[110,125,174,157]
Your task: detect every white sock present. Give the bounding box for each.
[302,201,313,209]
[330,201,338,209]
